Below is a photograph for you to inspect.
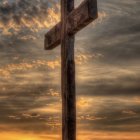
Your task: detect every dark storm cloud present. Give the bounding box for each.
[0,0,60,53]
[0,0,60,68]
[0,0,58,26]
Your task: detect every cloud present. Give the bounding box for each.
[0,0,60,31]
[76,0,140,65]
[122,110,137,116]
[0,59,60,78]
[77,68,140,96]
[0,0,60,49]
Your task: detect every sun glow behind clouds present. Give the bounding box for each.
[0,131,140,140]
[0,60,60,78]
[0,131,61,140]
[0,132,41,140]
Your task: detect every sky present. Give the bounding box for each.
[0,0,140,140]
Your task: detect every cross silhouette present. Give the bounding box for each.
[44,0,98,140]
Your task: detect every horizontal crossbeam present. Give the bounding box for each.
[45,0,98,50]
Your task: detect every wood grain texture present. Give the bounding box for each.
[45,0,98,50]
[44,22,61,50]
[61,0,76,140]
[44,1,98,140]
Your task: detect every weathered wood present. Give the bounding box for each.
[61,1,76,140]
[45,0,97,50]
[44,0,98,140]
[44,22,61,50]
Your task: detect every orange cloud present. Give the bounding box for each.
[0,60,60,78]
[76,53,103,64]
[47,89,60,97]
[0,53,97,79]
[0,2,60,35]
[122,110,137,115]
[77,131,140,140]
[0,131,58,140]
[92,11,108,27]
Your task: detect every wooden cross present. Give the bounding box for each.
[44,0,98,140]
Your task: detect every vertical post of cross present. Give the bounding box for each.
[45,0,98,139]
[61,0,76,140]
